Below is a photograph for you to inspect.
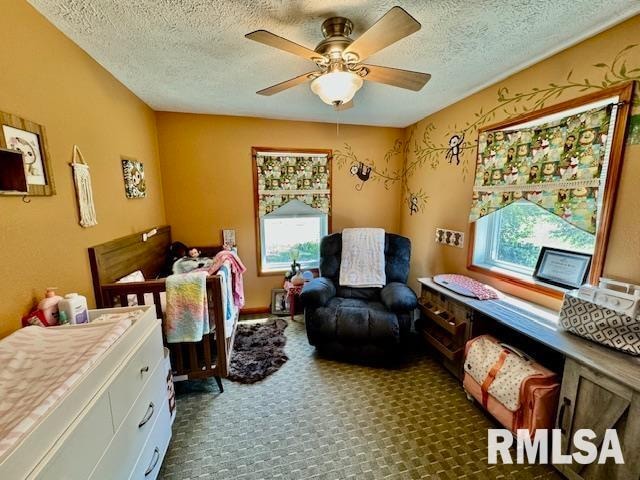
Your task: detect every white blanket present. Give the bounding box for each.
[339,228,386,288]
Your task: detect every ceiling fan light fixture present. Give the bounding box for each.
[310,71,363,106]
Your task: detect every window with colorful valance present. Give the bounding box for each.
[469,104,614,234]
[254,150,331,217]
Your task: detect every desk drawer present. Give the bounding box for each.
[110,325,164,428]
[129,398,171,480]
[91,361,167,480]
[33,392,113,480]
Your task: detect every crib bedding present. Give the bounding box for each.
[169,258,237,339]
[218,261,237,338]
[0,319,131,460]
[116,260,237,340]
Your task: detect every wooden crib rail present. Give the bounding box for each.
[100,275,233,378]
[101,279,166,319]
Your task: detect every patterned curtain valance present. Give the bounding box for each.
[469,104,613,233]
[255,152,331,217]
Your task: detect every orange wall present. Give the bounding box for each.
[2,2,638,333]
[0,2,165,336]
[400,15,640,309]
[155,113,404,309]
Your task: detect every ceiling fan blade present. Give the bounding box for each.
[361,64,430,91]
[335,100,354,111]
[257,72,318,96]
[246,30,326,63]
[343,7,421,62]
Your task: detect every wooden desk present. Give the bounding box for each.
[418,277,640,390]
[417,277,640,480]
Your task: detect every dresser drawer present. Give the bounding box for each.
[33,392,113,480]
[129,398,172,480]
[109,325,164,428]
[90,360,167,480]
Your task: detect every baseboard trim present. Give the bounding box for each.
[240,306,271,315]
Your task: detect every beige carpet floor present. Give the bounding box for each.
[158,317,559,480]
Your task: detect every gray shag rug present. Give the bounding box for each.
[227,318,289,384]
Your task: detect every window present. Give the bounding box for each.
[253,148,332,275]
[473,201,595,278]
[469,83,633,295]
[260,200,328,273]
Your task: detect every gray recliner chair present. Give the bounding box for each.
[300,232,418,358]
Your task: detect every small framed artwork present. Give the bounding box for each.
[222,229,236,248]
[533,247,592,289]
[0,110,55,196]
[271,288,288,315]
[121,157,146,198]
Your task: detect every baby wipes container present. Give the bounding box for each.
[58,293,89,325]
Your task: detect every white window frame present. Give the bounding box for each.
[472,202,541,277]
[259,214,328,274]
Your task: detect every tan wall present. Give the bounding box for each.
[400,15,640,310]
[0,2,165,336]
[155,113,404,310]
[2,2,637,333]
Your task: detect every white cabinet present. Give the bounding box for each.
[108,325,165,429]
[91,347,168,480]
[0,307,172,480]
[36,392,114,479]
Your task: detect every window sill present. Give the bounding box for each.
[259,266,320,277]
[258,270,289,277]
[468,263,567,300]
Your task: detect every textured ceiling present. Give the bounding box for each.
[28,0,640,127]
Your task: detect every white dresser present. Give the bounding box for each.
[0,306,173,480]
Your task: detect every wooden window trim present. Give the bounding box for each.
[467,82,635,299]
[252,147,333,277]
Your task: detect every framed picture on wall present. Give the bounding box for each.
[533,247,592,289]
[121,157,146,198]
[222,229,236,248]
[0,110,55,196]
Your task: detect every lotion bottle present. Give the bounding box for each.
[58,293,89,325]
[37,288,62,325]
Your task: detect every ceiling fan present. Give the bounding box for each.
[245,6,431,110]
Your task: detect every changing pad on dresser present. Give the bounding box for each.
[0,319,131,460]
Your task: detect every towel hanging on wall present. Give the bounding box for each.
[70,145,97,228]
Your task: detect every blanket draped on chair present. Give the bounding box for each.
[339,228,386,288]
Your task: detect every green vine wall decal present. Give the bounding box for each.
[334,128,429,214]
[337,44,640,215]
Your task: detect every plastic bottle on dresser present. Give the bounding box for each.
[37,288,63,325]
[58,293,89,325]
